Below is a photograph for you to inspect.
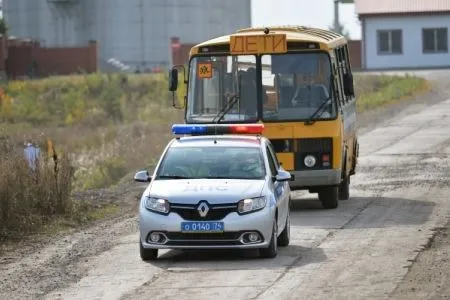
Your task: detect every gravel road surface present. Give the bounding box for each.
[1,70,450,300]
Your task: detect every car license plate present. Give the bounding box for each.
[181,221,224,232]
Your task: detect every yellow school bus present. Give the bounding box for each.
[168,26,359,209]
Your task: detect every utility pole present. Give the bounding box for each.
[334,0,340,34]
[333,0,354,34]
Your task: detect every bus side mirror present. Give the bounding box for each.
[169,68,178,92]
[343,72,355,97]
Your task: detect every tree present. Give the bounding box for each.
[0,18,8,35]
[328,23,351,39]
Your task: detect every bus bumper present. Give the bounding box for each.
[289,169,341,190]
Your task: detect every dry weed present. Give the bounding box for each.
[0,137,74,238]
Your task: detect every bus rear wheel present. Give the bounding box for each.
[318,186,339,209]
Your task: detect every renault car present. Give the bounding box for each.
[134,123,292,260]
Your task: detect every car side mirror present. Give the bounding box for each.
[275,170,292,182]
[134,170,151,183]
[168,68,178,92]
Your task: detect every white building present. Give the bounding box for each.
[2,0,251,71]
[355,0,450,70]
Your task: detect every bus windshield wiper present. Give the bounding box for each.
[212,93,240,123]
[304,97,331,125]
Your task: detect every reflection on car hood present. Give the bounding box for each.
[145,179,266,204]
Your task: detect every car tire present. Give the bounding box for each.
[260,219,278,259]
[278,209,290,247]
[140,241,158,261]
[339,175,350,200]
[318,186,339,209]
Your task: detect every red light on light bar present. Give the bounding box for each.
[229,124,264,134]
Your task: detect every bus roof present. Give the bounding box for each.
[190,25,347,56]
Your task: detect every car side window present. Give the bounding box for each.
[265,145,278,176]
[267,142,280,169]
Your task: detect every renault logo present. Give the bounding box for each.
[197,202,209,217]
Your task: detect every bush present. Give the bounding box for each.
[0,72,170,126]
[0,137,74,238]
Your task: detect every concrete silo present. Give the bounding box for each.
[3,0,93,47]
[95,0,252,71]
[3,0,251,71]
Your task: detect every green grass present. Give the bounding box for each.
[1,72,182,192]
[354,74,429,112]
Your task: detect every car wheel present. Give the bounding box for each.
[318,186,339,209]
[140,241,158,261]
[278,209,290,247]
[260,219,278,258]
[339,175,350,200]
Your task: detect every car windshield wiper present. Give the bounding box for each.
[304,97,332,125]
[212,93,240,124]
[203,176,262,180]
[158,175,191,179]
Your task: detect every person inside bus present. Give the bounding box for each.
[239,67,268,116]
[290,73,329,108]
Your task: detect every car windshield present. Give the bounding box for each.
[186,55,258,123]
[261,52,337,121]
[156,146,266,180]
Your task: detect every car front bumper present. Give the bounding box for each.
[139,206,275,250]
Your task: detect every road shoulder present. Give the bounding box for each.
[390,219,450,299]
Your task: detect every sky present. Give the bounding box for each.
[251,0,361,40]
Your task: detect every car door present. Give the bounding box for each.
[265,143,287,233]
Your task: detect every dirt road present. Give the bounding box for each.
[1,71,450,300]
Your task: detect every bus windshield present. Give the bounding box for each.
[186,55,258,123]
[262,52,336,122]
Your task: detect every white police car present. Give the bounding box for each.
[134,123,292,260]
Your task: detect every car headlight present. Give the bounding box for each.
[144,197,169,214]
[304,155,316,168]
[238,197,266,214]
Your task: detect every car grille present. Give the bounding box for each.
[170,203,237,221]
[164,231,247,246]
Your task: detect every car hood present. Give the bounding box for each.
[144,179,266,204]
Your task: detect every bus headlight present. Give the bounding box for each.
[304,155,316,168]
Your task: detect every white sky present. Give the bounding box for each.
[251,0,361,40]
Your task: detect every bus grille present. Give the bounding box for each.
[295,138,333,170]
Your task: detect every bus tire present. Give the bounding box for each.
[339,175,350,200]
[319,186,339,209]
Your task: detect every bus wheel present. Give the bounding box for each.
[318,186,339,209]
[339,175,350,200]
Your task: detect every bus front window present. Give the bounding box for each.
[186,55,258,123]
[262,52,336,122]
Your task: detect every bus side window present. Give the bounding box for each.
[342,45,355,100]
[332,51,345,108]
[335,47,348,106]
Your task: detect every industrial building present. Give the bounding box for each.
[2,0,251,71]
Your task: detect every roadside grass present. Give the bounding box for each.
[354,74,430,112]
[0,72,429,242]
[0,72,182,241]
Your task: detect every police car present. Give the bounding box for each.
[134,123,292,260]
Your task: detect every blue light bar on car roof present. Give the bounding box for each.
[171,124,264,135]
